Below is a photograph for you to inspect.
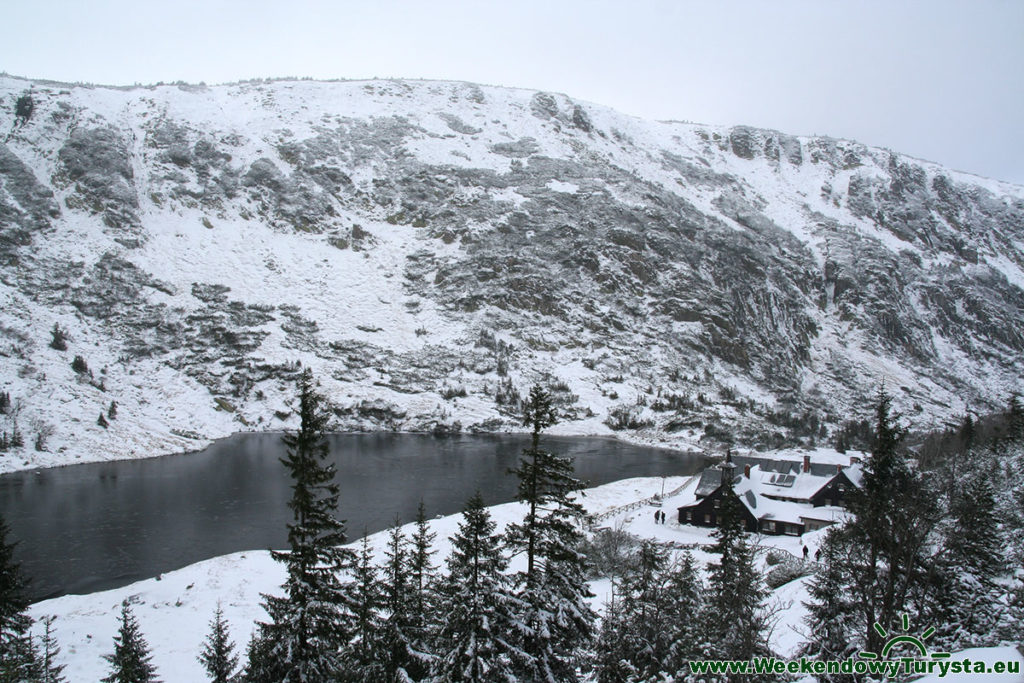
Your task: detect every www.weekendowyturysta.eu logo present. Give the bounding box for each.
[860,613,946,661]
[687,612,1021,678]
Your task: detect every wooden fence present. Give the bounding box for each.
[586,475,697,528]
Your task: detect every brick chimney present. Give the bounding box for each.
[802,455,810,473]
[744,464,751,478]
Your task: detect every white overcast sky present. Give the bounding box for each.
[3,0,1023,184]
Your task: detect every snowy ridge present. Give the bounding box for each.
[1,75,1023,471]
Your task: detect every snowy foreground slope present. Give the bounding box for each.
[1,75,1023,471]
[23,476,798,681]
[28,474,1024,682]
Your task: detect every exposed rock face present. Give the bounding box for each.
[0,143,58,263]
[0,76,1021,469]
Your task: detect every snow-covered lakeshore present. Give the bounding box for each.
[25,475,716,681]
[25,468,1024,681]
[24,474,818,681]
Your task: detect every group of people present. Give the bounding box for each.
[802,545,822,562]
[653,509,667,524]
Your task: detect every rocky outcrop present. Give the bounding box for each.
[0,75,1021,469]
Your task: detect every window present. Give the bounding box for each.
[704,514,711,524]
[685,511,691,521]
[713,498,721,509]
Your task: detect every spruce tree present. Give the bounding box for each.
[197,604,238,683]
[37,615,66,683]
[701,482,768,664]
[508,385,559,583]
[959,413,976,454]
[505,385,595,681]
[596,547,705,683]
[598,541,671,681]
[818,390,939,656]
[408,500,438,671]
[381,519,432,682]
[800,530,858,677]
[0,515,36,683]
[929,459,1005,650]
[1008,393,1024,444]
[592,593,636,683]
[102,600,159,683]
[8,421,21,449]
[250,369,356,682]
[434,493,516,683]
[239,632,275,683]
[49,324,67,351]
[945,460,1004,579]
[662,551,704,679]
[348,535,384,682]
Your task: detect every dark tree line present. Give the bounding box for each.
[803,391,1024,680]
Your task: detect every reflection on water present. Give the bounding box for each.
[1,433,704,601]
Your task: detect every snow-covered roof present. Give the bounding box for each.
[678,451,863,524]
[693,468,726,497]
[844,464,864,487]
[759,468,834,501]
[734,476,810,524]
[759,447,865,467]
[731,448,864,479]
[675,463,851,529]
[732,453,864,501]
[666,475,702,509]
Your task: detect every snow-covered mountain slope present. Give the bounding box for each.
[1,75,1022,470]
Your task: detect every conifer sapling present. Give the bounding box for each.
[102,600,159,683]
[198,603,237,683]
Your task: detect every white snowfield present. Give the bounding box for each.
[26,474,831,682]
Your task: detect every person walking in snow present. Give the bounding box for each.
[802,545,809,562]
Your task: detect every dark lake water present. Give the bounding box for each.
[1,432,706,602]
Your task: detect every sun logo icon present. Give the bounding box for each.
[859,613,951,661]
